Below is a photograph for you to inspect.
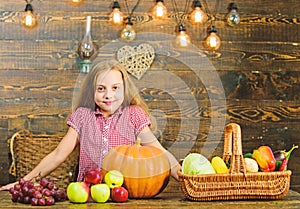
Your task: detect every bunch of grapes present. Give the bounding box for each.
[9,177,67,206]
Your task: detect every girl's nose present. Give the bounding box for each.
[104,89,113,99]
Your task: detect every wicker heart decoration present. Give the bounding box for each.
[116,43,155,80]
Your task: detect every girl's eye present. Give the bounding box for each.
[97,86,104,91]
[113,86,120,90]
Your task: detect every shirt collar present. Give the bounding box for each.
[94,106,124,117]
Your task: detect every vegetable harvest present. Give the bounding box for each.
[211,156,229,174]
[252,146,276,172]
[244,158,259,172]
[182,153,215,175]
[274,145,298,172]
[179,144,297,176]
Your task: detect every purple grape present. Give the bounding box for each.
[47,182,54,190]
[38,198,46,206]
[28,188,35,197]
[11,190,19,199]
[21,186,29,195]
[42,188,52,197]
[39,178,48,187]
[23,181,29,188]
[17,196,23,203]
[27,181,34,189]
[11,196,18,202]
[52,184,58,190]
[48,190,54,197]
[23,196,31,204]
[10,176,66,205]
[45,196,55,205]
[31,197,38,206]
[14,184,21,191]
[54,189,67,201]
[18,191,24,200]
[19,178,25,186]
[9,187,15,194]
[33,190,42,199]
[34,185,43,191]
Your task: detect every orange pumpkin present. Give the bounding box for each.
[101,140,171,198]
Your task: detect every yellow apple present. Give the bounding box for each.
[67,182,89,203]
[90,183,110,203]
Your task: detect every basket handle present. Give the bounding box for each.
[8,130,32,176]
[223,123,246,174]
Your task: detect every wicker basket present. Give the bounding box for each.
[178,123,291,201]
[8,130,79,190]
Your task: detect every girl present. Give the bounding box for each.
[0,59,180,190]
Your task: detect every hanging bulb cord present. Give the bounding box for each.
[124,0,141,22]
[24,0,34,12]
[201,0,220,27]
[171,0,191,26]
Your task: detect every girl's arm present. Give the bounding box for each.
[0,127,78,190]
[138,126,181,181]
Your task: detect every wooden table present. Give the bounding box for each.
[0,189,300,209]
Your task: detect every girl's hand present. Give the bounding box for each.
[171,164,181,181]
[0,182,17,191]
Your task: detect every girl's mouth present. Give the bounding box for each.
[104,101,113,105]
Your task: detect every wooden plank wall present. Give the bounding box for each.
[0,0,300,193]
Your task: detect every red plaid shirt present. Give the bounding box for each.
[67,105,151,181]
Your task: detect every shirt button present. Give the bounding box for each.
[104,125,109,129]
[103,138,108,142]
[103,150,108,155]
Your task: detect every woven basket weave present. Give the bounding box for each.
[9,130,79,190]
[178,123,291,201]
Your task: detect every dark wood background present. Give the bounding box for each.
[0,0,299,193]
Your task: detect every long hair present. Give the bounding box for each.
[73,59,156,130]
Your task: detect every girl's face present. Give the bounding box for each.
[95,69,124,117]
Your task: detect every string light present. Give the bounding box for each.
[22,0,37,28]
[120,0,141,41]
[226,2,240,26]
[120,17,136,42]
[72,1,239,51]
[172,0,192,47]
[188,0,207,24]
[110,0,124,25]
[152,0,168,19]
[70,0,83,5]
[175,24,191,47]
[204,26,221,51]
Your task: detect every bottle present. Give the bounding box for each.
[78,16,97,60]
[78,16,97,73]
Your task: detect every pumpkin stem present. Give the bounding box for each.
[136,138,141,146]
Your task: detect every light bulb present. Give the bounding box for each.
[110,1,124,25]
[204,26,221,51]
[22,3,37,28]
[175,24,191,47]
[70,0,83,5]
[189,0,207,24]
[152,0,167,19]
[226,2,240,26]
[78,16,97,60]
[120,18,136,42]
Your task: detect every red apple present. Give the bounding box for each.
[111,186,128,203]
[84,168,103,185]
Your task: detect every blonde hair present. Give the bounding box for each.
[73,59,156,130]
